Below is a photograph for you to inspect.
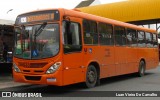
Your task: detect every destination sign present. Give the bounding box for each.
[26,13,54,22]
[15,10,60,24]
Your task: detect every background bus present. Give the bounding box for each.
[13,8,159,88]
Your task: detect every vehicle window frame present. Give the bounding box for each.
[83,19,98,45]
[137,31,146,47]
[153,33,158,48]
[63,21,82,54]
[14,23,60,59]
[98,22,114,46]
[126,28,137,47]
[114,25,126,46]
[145,32,153,48]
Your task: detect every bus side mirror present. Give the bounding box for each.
[63,15,71,34]
[63,16,73,45]
[63,16,71,32]
[63,16,72,45]
[65,21,73,45]
[66,21,71,33]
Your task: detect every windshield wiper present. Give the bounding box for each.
[34,22,47,37]
[33,22,47,51]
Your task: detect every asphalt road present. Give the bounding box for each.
[0,66,160,99]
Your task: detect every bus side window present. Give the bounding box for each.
[114,26,126,46]
[153,34,158,48]
[126,28,137,47]
[63,21,82,53]
[98,22,114,45]
[146,32,153,48]
[83,19,98,45]
[138,31,145,47]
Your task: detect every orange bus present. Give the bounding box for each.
[13,8,159,88]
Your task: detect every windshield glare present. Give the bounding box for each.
[14,24,59,59]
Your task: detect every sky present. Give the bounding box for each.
[0,0,125,21]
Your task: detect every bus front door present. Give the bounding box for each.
[62,17,84,85]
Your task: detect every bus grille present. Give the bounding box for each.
[18,62,48,68]
[25,76,41,81]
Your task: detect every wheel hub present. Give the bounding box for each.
[88,71,96,83]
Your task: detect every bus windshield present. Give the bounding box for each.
[14,23,59,59]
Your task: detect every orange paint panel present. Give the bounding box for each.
[62,68,84,86]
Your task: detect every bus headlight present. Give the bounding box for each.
[46,62,61,74]
[13,63,21,72]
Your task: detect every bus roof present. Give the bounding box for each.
[17,8,157,34]
[63,8,157,34]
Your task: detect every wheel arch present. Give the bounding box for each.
[137,58,146,77]
[140,58,146,68]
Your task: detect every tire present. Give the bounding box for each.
[85,65,98,88]
[137,61,145,77]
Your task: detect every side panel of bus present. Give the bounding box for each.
[99,46,116,78]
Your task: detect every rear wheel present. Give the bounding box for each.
[85,65,97,88]
[137,61,145,77]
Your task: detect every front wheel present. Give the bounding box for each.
[137,61,145,77]
[85,65,97,88]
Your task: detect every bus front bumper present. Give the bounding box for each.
[13,71,63,86]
